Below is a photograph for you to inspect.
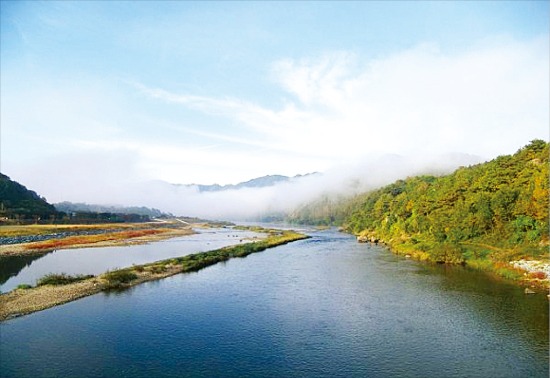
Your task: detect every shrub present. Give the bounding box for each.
[133,265,145,272]
[37,273,93,286]
[431,243,465,264]
[149,265,167,274]
[103,270,137,288]
[467,258,493,271]
[16,284,32,290]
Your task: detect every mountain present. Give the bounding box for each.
[291,140,549,268]
[0,174,171,223]
[287,193,351,226]
[192,173,317,192]
[0,173,57,220]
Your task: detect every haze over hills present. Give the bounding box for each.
[1,5,547,375]
[2,151,483,222]
[188,174,318,192]
[127,152,482,220]
[52,175,314,217]
[2,2,547,229]
[1,143,547,234]
[0,173,166,222]
[8,151,484,222]
[340,140,549,268]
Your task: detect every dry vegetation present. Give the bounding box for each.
[0,222,195,256]
[24,229,171,251]
[0,222,157,237]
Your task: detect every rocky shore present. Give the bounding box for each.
[355,232,549,291]
[0,228,137,245]
[511,259,550,279]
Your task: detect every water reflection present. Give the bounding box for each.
[413,261,549,346]
[0,252,51,286]
[0,229,547,377]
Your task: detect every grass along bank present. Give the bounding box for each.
[0,228,309,321]
[355,231,549,291]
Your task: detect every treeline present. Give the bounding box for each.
[60,212,153,224]
[54,202,168,218]
[287,194,350,226]
[342,140,549,263]
[0,174,159,224]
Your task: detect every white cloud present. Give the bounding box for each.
[2,36,547,215]
[272,51,358,107]
[41,150,480,220]
[270,37,549,157]
[141,36,548,170]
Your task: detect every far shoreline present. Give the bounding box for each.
[0,222,199,257]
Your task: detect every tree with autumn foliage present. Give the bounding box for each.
[340,140,549,264]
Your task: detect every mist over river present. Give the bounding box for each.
[1,229,548,377]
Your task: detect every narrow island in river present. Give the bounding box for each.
[0,226,308,321]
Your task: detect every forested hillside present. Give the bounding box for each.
[54,202,166,218]
[0,174,158,224]
[287,194,350,226]
[342,140,549,267]
[0,173,57,221]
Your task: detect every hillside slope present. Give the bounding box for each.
[0,174,57,221]
[342,140,549,271]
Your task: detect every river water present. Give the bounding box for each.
[1,229,548,377]
[0,227,261,292]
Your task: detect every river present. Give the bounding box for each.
[1,229,548,377]
[0,227,261,292]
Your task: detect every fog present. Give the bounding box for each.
[53,152,481,221]
[2,3,547,224]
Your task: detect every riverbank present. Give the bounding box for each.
[0,228,308,321]
[0,221,197,256]
[355,231,549,291]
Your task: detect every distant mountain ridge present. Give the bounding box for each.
[190,173,318,192]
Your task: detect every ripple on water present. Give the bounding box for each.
[0,229,548,378]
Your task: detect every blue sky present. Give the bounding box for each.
[1,1,548,204]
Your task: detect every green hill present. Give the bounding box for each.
[0,173,57,221]
[287,193,351,226]
[0,175,160,224]
[341,140,549,272]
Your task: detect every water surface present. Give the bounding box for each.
[0,227,259,292]
[1,229,548,377]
